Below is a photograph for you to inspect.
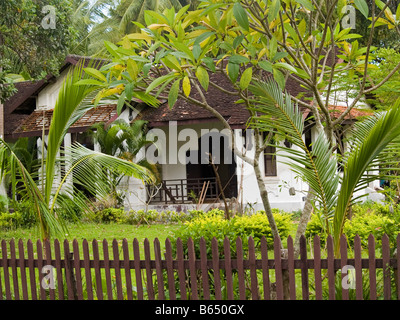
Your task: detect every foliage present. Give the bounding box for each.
[92,207,126,224]
[0,0,75,102]
[172,210,292,259]
[0,62,154,240]
[305,202,400,249]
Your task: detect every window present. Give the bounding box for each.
[263,132,277,176]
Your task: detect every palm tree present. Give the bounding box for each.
[88,118,160,205]
[69,0,115,55]
[85,0,186,56]
[250,79,400,256]
[0,61,154,240]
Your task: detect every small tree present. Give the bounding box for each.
[81,0,400,255]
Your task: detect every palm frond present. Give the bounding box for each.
[249,79,339,219]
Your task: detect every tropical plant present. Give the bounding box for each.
[0,0,75,102]
[0,61,154,240]
[250,78,400,256]
[88,118,160,205]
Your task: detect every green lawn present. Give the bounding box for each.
[0,222,180,243]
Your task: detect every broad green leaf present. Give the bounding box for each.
[168,80,180,109]
[397,4,400,23]
[272,52,288,61]
[268,0,281,22]
[295,0,314,11]
[104,41,120,59]
[354,0,369,18]
[258,60,273,72]
[84,67,107,82]
[274,62,297,72]
[240,67,253,90]
[162,55,182,71]
[126,59,138,81]
[74,79,104,86]
[233,2,249,31]
[273,68,285,89]
[269,36,278,60]
[125,33,153,42]
[227,62,240,83]
[182,76,191,97]
[230,55,250,64]
[233,34,245,49]
[196,66,209,91]
[146,73,176,94]
[117,92,126,114]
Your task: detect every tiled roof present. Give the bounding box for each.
[140,72,312,128]
[12,105,118,138]
[328,105,373,120]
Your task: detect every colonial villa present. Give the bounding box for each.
[0,55,384,213]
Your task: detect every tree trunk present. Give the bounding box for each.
[294,187,314,258]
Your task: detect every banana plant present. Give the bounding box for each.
[0,61,154,240]
[250,79,400,256]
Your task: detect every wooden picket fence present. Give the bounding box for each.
[0,234,399,300]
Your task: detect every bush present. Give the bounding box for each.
[172,210,292,259]
[231,211,292,247]
[92,208,126,224]
[0,211,23,230]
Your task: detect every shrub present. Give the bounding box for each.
[92,208,126,224]
[0,211,23,230]
[172,210,292,259]
[231,211,292,247]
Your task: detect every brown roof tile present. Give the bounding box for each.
[12,105,118,138]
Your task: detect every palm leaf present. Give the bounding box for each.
[333,99,400,255]
[249,79,339,219]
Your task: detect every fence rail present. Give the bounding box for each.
[0,234,398,300]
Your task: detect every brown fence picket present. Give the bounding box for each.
[286,236,296,300]
[2,240,11,300]
[354,235,363,300]
[154,238,165,300]
[54,239,64,300]
[382,234,391,300]
[248,237,259,300]
[92,239,103,300]
[368,234,377,300]
[187,237,198,300]
[260,236,271,300]
[326,235,336,300]
[122,239,133,300]
[27,239,37,300]
[132,238,143,300]
[199,237,210,300]
[273,236,284,300]
[112,239,123,300]
[176,238,187,300]
[211,237,222,300]
[164,238,176,300]
[63,239,76,300]
[102,239,113,300]
[73,239,83,300]
[44,239,55,300]
[313,235,322,300]
[236,237,246,300]
[223,237,234,300]
[9,239,19,300]
[299,235,309,300]
[340,235,349,300]
[82,239,93,300]
[36,240,46,300]
[18,239,28,300]
[143,238,155,300]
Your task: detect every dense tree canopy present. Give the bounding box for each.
[0,0,75,102]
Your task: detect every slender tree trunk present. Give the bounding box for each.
[294,187,314,258]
